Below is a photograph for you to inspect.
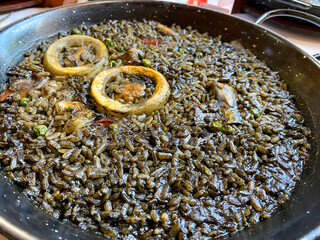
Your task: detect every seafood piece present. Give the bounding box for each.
[43,35,107,78]
[119,48,142,66]
[91,66,170,117]
[156,24,176,36]
[114,83,146,103]
[55,100,95,133]
[6,74,48,98]
[62,47,94,67]
[209,82,242,124]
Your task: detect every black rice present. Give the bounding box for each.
[0,19,310,239]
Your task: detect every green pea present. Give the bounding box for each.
[19,98,30,106]
[292,114,304,124]
[109,60,117,68]
[103,38,116,49]
[208,121,223,132]
[109,123,119,132]
[196,52,204,58]
[249,108,261,118]
[117,46,125,53]
[142,59,152,68]
[160,135,169,143]
[221,125,234,135]
[33,125,48,136]
[71,29,81,35]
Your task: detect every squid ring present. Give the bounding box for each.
[43,35,107,77]
[91,66,170,117]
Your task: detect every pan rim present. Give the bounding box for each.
[0,1,319,240]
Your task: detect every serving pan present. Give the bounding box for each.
[0,1,319,239]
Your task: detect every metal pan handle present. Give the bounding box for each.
[274,0,315,10]
[255,8,320,27]
[254,9,320,62]
[314,53,320,61]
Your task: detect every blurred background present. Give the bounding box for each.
[0,0,320,15]
[0,0,319,55]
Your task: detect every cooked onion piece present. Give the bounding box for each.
[43,35,107,77]
[91,66,170,116]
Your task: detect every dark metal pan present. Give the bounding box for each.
[0,1,319,239]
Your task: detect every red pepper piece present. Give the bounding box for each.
[0,88,15,102]
[124,60,141,66]
[97,119,114,126]
[139,35,163,46]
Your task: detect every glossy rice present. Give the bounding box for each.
[0,19,310,239]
